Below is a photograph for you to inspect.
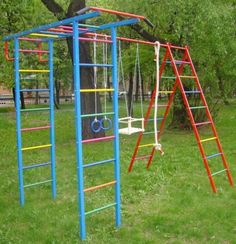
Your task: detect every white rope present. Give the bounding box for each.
[93,34,98,121]
[118,40,129,117]
[154,41,164,155]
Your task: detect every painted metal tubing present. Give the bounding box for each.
[81,112,114,118]
[211,169,227,177]
[19,49,49,54]
[20,89,49,92]
[30,33,59,38]
[85,203,117,216]
[22,144,52,151]
[82,135,115,144]
[200,137,217,143]
[73,20,86,240]
[24,179,52,188]
[84,181,116,193]
[166,60,190,64]
[111,27,121,228]
[80,88,114,93]
[83,158,115,168]
[21,108,50,112]
[190,106,206,110]
[23,162,51,170]
[135,155,152,161]
[195,121,211,126]
[21,125,51,132]
[147,118,163,121]
[19,69,49,73]
[18,37,43,42]
[48,39,56,199]
[14,38,24,206]
[3,12,100,41]
[79,63,113,67]
[206,153,222,160]
[184,91,201,94]
[179,75,196,79]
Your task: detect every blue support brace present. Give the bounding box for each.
[73,20,86,240]
[14,37,25,206]
[111,27,121,227]
[48,39,56,199]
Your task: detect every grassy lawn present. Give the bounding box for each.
[0,100,236,243]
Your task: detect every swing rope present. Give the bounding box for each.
[154,41,164,154]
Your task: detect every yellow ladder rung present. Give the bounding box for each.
[159,91,174,94]
[179,75,196,79]
[139,143,154,148]
[200,137,217,143]
[30,33,59,38]
[22,144,52,151]
[80,88,114,93]
[19,69,50,73]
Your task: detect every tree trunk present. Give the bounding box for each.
[41,0,104,139]
[12,87,25,109]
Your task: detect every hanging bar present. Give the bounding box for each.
[84,181,116,193]
[22,144,51,151]
[83,158,115,168]
[85,203,117,216]
[82,135,115,144]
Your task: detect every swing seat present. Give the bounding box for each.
[119,117,144,135]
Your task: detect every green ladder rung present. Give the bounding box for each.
[161,76,176,79]
[21,108,50,112]
[24,179,52,188]
[85,203,117,216]
[211,169,227,177]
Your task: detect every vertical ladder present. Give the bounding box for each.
[72,23,121,240]
[14,38,56,206]
[128,43,233,192]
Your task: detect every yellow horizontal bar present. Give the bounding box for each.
[200,137,217,143]
[179,76,196,79]
[159,91,174,94]
[80,88,114,93]
[19,69,50,73]
[30,33,59,38]
[22,144,52,151]
[139,143,154,148]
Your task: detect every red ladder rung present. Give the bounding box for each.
[134,155,152,161]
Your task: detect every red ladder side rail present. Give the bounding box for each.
[186,48,234,187]
[146,46,189,169]
[168,45,217,192]
[128,48,170,172]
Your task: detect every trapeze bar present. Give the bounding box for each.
[22,144,52,151]
[80,88,114,93]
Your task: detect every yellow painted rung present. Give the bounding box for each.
[19,69,50,73]
[179,75,196,79]
[139,143,154,148]
[80,88,114,93]
[200,137,217,143]
[30,33,59,38]
[22,144,52,151]
[159,91,174,94]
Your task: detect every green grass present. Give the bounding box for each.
[0,100,236,243]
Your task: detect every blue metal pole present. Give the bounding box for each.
[111,27,121,227]
[73,20,86,240]
[14,37,24,206]
[48,39,56,199]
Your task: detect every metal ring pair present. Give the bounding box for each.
[91,117,112,133]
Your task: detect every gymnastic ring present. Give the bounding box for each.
[101,117,112,131]
[91,119,102,133]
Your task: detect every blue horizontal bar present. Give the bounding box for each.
[147,118,163,121]
[206,153,222,159]
[184,91,201,94]
[20,89,49,92]
[79,63,113,67]
[3,12,100,41]
[83,158,115,168]
[166,60,190,64]
[23,162,51,170]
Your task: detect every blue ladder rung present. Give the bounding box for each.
[83,158,115,168]
[79,63,113,68]
[206,153,222,159]
[23,162,51,170]
[184,90,201,94]
[20,89,50,92]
